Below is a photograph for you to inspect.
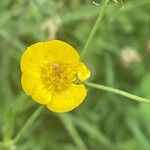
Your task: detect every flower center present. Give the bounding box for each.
[41,62,75,92]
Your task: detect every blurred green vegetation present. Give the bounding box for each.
[0,0,150,149]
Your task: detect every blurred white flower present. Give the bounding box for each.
[41,16,62,40]
[120,46,142,68]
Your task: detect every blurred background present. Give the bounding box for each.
[0,0,150,149]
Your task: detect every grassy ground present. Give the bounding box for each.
[0,0,150,149]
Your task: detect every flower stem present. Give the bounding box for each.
[85,81,150,103]
[81,0,110,59]
[13,105,44,144]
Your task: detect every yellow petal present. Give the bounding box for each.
[47,84,87,112]
[21,42,51,72]
[21,71,40,95]
[31,85,52,104]
[45,40,80,66]
[22,71,52,104]
[77,62,91,81]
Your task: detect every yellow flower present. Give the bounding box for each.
[21,40,90,112]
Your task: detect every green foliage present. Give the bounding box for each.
[141,74,150,98]
[0,0,150,149]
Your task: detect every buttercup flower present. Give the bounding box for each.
[21,40,90,112]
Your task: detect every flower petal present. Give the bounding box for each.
[45,40,80,66]
[21,71,40,95]
[22,71,52,104]
[47,84,87,112]
[77,62,91,81]
[31,85,52,104]
[21,42,51,72]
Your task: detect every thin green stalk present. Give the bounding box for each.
[13,105,44,144]
[81,0,110,58]
[85,82,150,103]
[59,113,87,150]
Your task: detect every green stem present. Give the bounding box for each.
[59,114,87,150]
[81,0,109,58]
[85,82,150,103]
[13,105,44,144]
